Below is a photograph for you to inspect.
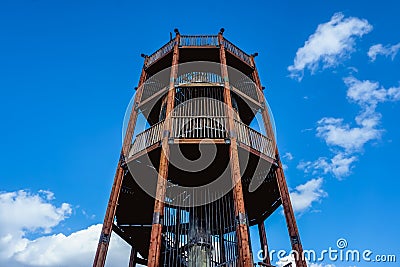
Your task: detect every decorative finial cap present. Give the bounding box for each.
[174,28,179,34]
[252,52,259,57]
[140,53,147,58]
[219,28,225,34]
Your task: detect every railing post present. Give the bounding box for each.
[218,29,253,267]
[147,29,180,267]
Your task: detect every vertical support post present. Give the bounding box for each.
[147,29,180,267]
[276,159,307,267]
[250,56,307,267]
[93,57,148,267]
[174,209,181,249]
[129,247,137,267]
[218,29,253,267]
[258,221,271,265]
[219,233,226,263]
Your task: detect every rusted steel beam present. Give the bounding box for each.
[258,221,271,265]
[147,29,180,267]
[92,164,124,267]
[275,160,307,267]
[93,57,148,267]
[218,29,253,267]
[250,55,307,267]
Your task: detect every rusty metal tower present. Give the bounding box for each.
[93,29,307,267]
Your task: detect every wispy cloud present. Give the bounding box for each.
[283,152,294,161]
[300,77,400,179]
[290,178,327,213]
[298,153,357,179]
[368,43,400,61]
[288,12,372,81]
[345,76,400,106]
[317,77,400,153]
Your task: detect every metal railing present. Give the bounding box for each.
[171,116,228,139]
[179,35,219,47]
[222,38,252,65]
[144,36,252,69]
[175,72,224,86]
[145,39,176,68]
[130,120,165,156]
[234,120,274,158]
[129,119,274,159]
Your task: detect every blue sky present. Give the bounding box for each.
[1,0,399,266]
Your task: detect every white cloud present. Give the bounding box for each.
[288,12,372,80]
[0,190,72,261]
[14,224,130,267]
[283,152,294,161]
[368,43,400,61]
[0,190,131,267]
[290,178,327,213]
[304,77,400,180]
[316,117,381,152]
[298,153,357,179]
[38,190,55,201]
[281,152,294,170]
[317,77,400,152]
[329,153,357,177]
[345,76,400,106]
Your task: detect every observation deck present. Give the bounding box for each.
[113,32,285,265]
[144,35,254,77]
[128,69,274,162]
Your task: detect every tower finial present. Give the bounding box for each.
[219,28,225,35]
[174,28,180,34]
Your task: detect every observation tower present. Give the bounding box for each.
[93,29,307,267]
